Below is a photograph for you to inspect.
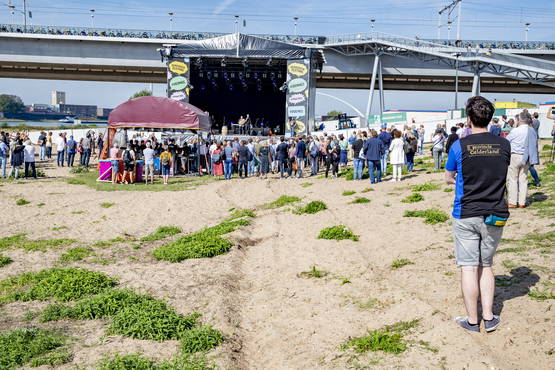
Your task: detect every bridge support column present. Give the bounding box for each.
[364,54,380,126]
[471,69,481,96]
[378,58,385,115]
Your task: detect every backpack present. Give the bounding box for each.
[123,149,133,164]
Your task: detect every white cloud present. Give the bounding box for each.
[213,0,237,15]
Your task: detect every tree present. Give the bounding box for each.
[129,89,152,100]
[0,94,25,114]
[325,110,343,120]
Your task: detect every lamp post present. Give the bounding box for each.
[370,18,375,37]
[8,4,15,24]
[293,17,299,37]
[525,22,530,42]
[234,15,239,33]
[168,12,174,32]
[89,9,95,28]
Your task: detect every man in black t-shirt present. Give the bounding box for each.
[275,137,289,178]
[445,96,510,333]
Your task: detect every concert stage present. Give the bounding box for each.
[159,34,324,136]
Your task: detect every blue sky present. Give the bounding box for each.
[1,0,555,115]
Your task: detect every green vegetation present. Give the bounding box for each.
[300,182,314,187]
[318,225,359,241]
[0,233,75,252]
[401,193,424,203]
[140,226,182,242]
[16,198,30,206]
[403,209,449,224]
[71,210,85,215]
[411,182,441,192]
[0,328,69,369]
[59,247,94,263]
[342,190,356,196]
[443,188,454,193]
[361,187,374,193]
[100,202,115,208]
[99,353,213,370]
[293,200,327,215]
[0,267,116,304]
[69,166,89,174]
[51,226,68,231]
[264,195,301,209]
[355,298,382,310]
[228,208,256,220]
[180,326,224,353]
[528,288,555,301]
[502,260,517,269]
[349,197,370,204]
[299,265,329,278]
[152,213,252,262]
[0,255,12,267]
[37,202,45,207]
[130,88,153,100]
[497,246,526,254]
[391,259,414,269]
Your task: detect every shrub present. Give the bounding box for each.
[16,198,30,206]
[0,255,12,267]
[411,182,441,192]
[265,195,301,209]
[140,226,182,242]
[318,225,359,241]
[350,197,370,204]
[391,259,414,269]
[401,193,424,203]
[59,247,94,262]
[180,326,223,353]
[299,265,328,278]
[342,190,356,196]
[100,202,115,208]
[293,201,327,215]
[403,209,449,224]
[0,328,68,369]
[1,267,116,303]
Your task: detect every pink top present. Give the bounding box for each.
[109,147,119,160]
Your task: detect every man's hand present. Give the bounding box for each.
[445,170,456,185]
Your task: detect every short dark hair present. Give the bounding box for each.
[451,126,457,133]
[465,96,494,128]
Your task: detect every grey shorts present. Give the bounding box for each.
[144,163,154,176]
[452,217,504,267]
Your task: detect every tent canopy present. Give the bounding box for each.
[166,33,324,63]
[108,96,211,131]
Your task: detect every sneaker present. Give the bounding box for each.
[483,315,500,332]
[454,316,480,332]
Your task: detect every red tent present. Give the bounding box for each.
[108,96,212,130]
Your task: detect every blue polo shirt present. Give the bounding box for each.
[445,132,510,219]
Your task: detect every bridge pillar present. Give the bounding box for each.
[378,58,385,115]
[471,69,481,96]
[364,54,380,126]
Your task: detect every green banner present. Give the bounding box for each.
[367,112,407,124]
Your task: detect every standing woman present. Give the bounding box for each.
[45,132,53,159]
[9,139,24,178]
[211,143,224,178]
[259,140,271,179]
[287,140,296,178]
[405,132,418,172]
[432,129,445,171]
[389,130,404,181]
[324,138,333,178]
[338,134,348,170]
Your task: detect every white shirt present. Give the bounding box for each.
[507,124,530,155]
[56,136,65,151]
[24,144,35,162]
[209,144,217,155]
[456,128,464,138]
[143,148,155,164]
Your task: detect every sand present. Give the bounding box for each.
[0,157,553,369]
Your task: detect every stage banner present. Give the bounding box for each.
[167,57,191,103]
[285,59,314,136]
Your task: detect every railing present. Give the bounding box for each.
[0,23,324,45]
[325,31,450,50]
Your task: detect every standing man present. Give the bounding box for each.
[66,136,77,167]
[143,141,155,185]
[0,138,8,178]
[37,131,47,161]
[362,129,384,184]
[295,136,307,178]
[56,133,66,167]
[378,127,392,176]
[488,118,502,136]
[445,96,510,333]
[276,137,289,178]
[506,111,538,207]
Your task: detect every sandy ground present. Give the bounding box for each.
[0,156,553,369]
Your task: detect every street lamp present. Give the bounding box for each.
[234,15,239,33]
[89,9,95,28]
[293,17,299,37]
[525,22,530,42]
[168,12,174,32]
[8,4,15,24]
[370,19,375,35]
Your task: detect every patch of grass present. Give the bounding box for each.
[341,330,406,354]
[0,327,68,369]
[0,234,26,250]
[69,166,89,174]
[99,353,214,370]
[180,326,223,353]
[228,208,255,220]
[300,182,314,187]
[51,226,68,231]
[528,288,555,301]
[391,259,414,269]
[417,340,439,354]
[401,193,424,203]
[0,267,116,304]
[502,260,517,269]
[264,195,301,209]
[37,202,45,207]
[293,200,327,215]
[497,246,527,254]
[340,278,351,285]
[342,190,356,196]
[411,182,441,192]
[59,247,94,263]
[30,348,72,367]
[361,187,374,193]
[299,265,329,278]
[383,319,420,332]
[100,202,115,208]
[443,187,454,192]
[0,255,12,267]
[349,197,370,204]
[152,218,251,263]
[140,226,182,242]
[67,178,85,185]
[356,298,382,310]
[403,209,449,224]
[71,210,85,215]
[318,225,359,241]
[0,234,75,252]
[16,198,30,206]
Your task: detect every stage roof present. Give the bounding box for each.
[108,96,211,131]
[165,33,324,63]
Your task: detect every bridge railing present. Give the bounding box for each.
[0,23,324,44]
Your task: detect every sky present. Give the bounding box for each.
[1,0,554,116]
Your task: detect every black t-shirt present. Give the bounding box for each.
[446,132,511,219]
[237,145,249,161]
[352,139,363,156]
[276,142,289,160]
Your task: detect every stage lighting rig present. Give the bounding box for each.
[221,57,227,67]
[266,58,273,66]
[279,82,288,92]
[242,57,249,68]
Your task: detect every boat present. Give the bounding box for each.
[59,116,77,123]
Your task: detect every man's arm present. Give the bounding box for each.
[445,170,456,185]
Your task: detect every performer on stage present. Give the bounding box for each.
[238,115,246,135]
[245,114,252,133]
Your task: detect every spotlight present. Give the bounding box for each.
[221,57,227,67]
[242,57,248,68]
[266,58,272,66]
[195,57,203,66]
[270,72,276,80]
[279,82,288,92]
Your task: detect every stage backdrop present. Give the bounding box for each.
[167,57,191,103]
[285,59,316,136]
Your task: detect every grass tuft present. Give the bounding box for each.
[403,209,449,224]
[227,208,256,220]
[318,225,359,241]
[391,259,414,269]
[361,188,374,193]
[299,265,329,278]
[0,328,68,369]
[0,255,13,267]
[16,198,30,206]
[293,200,327,215]
[99,353,214,370]
[342,190,356,196]
[59,247,94,263]
[401,193,424,203]
[528,288,555,301]
[180,326,224,353]
[411,182,441,192]
[349,197,370,204]
[264,195,301,209]
[300,182,314,187]
[140,226,182,242]
[443,188,454,193]
[100,202,115,208]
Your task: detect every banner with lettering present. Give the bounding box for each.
[285,59,314,136]
[167,57,191,103]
